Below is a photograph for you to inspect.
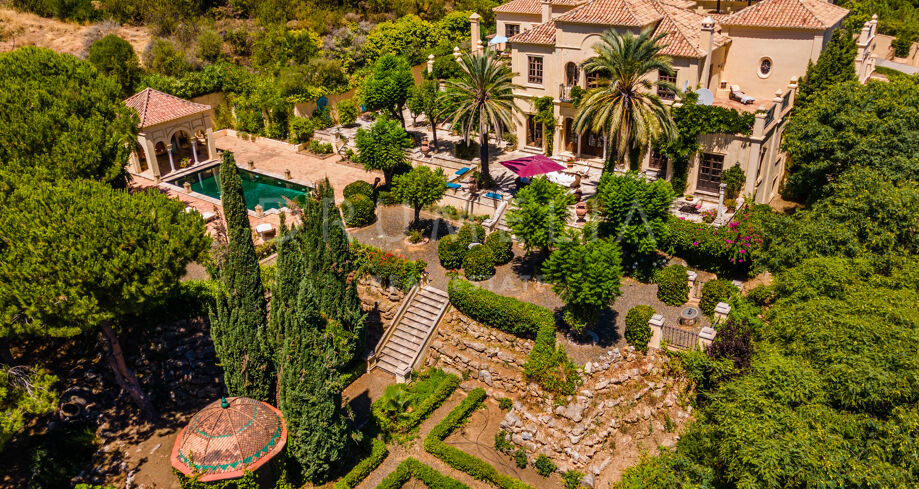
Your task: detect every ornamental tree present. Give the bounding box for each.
[0,176,210,418]
[542,232,623,333]
[355,116,413,186]
[0,47,138,187]
[362,54,414,127]
[209,151,274,403]
[505,176,575,254]
[391,165,447,227]
[88,35,142,96]
[596,171,674,253]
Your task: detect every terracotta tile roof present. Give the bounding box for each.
[494,0,585,14]
[510,20,558,45]
[652,1,731,58]
[555,0,662,26]
[125,88,212,129]
[721,0,848,29]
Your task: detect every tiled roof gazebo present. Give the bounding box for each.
[125,88,217,180]
[170,397,287,482]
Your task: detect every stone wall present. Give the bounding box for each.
[424,310,694,485]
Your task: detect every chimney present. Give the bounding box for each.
[700,16,716,89]
[541,0,551,24]
[470,13,482,53]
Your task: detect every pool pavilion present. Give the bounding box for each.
[125,88,217,181]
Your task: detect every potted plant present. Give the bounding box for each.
[685,194,695,202]
[576,202,588,221]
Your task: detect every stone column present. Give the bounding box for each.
[206,127,217,160]
[470,13,481,53]
[717,182,726,219]
[713,302,731,324]
[191,139,199,164]
[700,17,716,89]
[698,327,716,349]
[648,314,665,349]
[145,139,160,180]
[687,270,698,299]
[167,144,176,173]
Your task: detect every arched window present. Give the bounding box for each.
[565,62,580,87]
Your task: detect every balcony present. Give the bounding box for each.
[559,84,574,103]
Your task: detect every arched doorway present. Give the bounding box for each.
[565,62,580,87]
[135,143,149,172]
[154,141,173,176]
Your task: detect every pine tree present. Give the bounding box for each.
[210,151,274,402]
[795,28,857,111]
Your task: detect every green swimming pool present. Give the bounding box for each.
[169,166,310,211]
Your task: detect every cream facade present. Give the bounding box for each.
[496,0,848,204]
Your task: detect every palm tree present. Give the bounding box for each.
[441,49,518,185]
[574,29,677,171]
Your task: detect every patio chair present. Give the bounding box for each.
[730,85,755,104]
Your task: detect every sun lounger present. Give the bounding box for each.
[455,167,471,177]
[200,211,218,222]
[730,85,755,104]
[484,192,502,201]
[447,182,462,190]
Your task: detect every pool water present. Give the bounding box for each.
[169,166,310,211]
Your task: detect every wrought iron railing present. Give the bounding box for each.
[559,84,573,103]
[662,324,699,350]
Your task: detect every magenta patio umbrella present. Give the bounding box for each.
[499,155,566,178]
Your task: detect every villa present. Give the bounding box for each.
[494,0,850,203]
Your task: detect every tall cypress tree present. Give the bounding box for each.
[210,151,274,402]
[795,28,857,111]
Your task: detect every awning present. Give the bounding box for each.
[499,154,566,178]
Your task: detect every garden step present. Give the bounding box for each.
[372,285,450,375]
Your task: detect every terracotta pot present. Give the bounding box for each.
[576,202,588,221]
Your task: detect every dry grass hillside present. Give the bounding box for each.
[0,7,150,59]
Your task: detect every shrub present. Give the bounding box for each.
[343,194,376,227]
[337,98,359,127]
[661,206,769,277]
[534,454,557,477]
[343,180,376,200]
[524,323,581,397]
[457,223,486,247]
[333,438,389,489]
[561,470,584,489]
[514,449,528,468]
[746,284,776,306]
[407,229,424,243]
[351,241,427,291]
[424,388,538,489]
[309,139,334,154]
[486,231,514,265]
[625,305,655,352]
[435,234,464,269]
[447,279,554,338]
[498,398,513,411]
[289,117,315,143]
[495,430,513,452]
[700,279,737,316]
[463,245,495,281]
[656,264,689,306]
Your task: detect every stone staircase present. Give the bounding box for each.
[372,285,450,376]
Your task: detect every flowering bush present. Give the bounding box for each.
[701,208,717,224]
[662,206,769,277]
[350,241,427,291]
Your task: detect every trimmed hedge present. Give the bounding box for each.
[344,194,376,227]
[371,370,461,436]
[438,234,466,269]
[447,279,554,338]
[624,305,655,352]
[486,231,514,265]
[344,180,376,200]
[656,264,689,306]
[424,388,537,489]
[463,245,495,281]
[376,458,471,489]
[700,279,737,316]
[334,438,389,489]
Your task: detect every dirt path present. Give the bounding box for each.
[0,8,150,58]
